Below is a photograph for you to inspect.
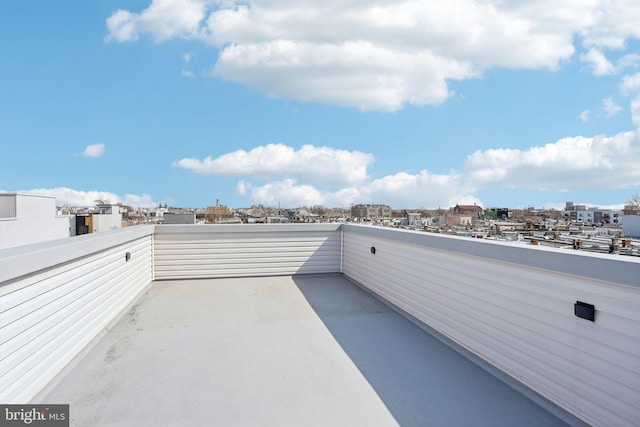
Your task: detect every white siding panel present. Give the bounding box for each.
[0,234,153,403]
[342,227,640,427]
[154,225,341,280]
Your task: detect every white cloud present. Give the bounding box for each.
[248,179,328,207]
[80,143,106,158]
[616,53,640,70]
[577,0,640,49]
[621,72,640,95]
[235,180,250,196]
[204,0,576,111]
[631,96,640,127]
[464,131,640,191]
[175,142,477,207]
[176,131,640,208]
[358,171,479,209]
[106,0,207,43]
[241,170,481,209]
[181,52,196,78]
[580,48,615,76]
[173,143,374,186]
[106,9,138,42]
[17,187,157,208]
[602,97,623,117]
[590,203,626,211]
[620,72,640,126]
[107,0,640,111]
[579,109,590,122]
[579,49,640,77]
[120,193,158,208]
[212,40,474,111]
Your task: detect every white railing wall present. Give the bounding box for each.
[0,226,154,403]
[153,224,341,280]
[1,221,638,427]
[341,224,640,427]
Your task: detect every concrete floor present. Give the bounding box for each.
[38,274,570,427]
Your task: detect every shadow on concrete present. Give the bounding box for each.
[292,273,569,427]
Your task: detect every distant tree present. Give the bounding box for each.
[312,205,326,215]
[629,193,640,207]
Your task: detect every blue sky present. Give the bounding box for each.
[1,0,640,210]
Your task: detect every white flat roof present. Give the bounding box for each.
[0,192,55,199]
[37,274,570,426]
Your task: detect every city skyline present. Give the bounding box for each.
[1,1,640,210]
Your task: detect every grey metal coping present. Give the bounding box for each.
[0,225,155,284]
[2,222,637,287]
[153,222,342,234]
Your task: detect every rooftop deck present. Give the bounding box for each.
[36,274,568,427]
[2,224,638,426]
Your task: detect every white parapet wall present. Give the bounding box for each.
[0,226,154,403]
[341,224,640,427]
[0,223,341,403]
[2,221,637,424]
[153,223,342,280]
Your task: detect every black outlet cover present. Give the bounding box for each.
[574,301,595,322]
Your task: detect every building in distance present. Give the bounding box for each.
[206,199,234,223]
[562,202,622,224]
[0,193,70,250]
[453,204,483,218]
[162,213,196,224]
[351,204,392,220]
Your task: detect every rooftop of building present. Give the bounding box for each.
[2,223,638,426]
[36,274,569,427]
